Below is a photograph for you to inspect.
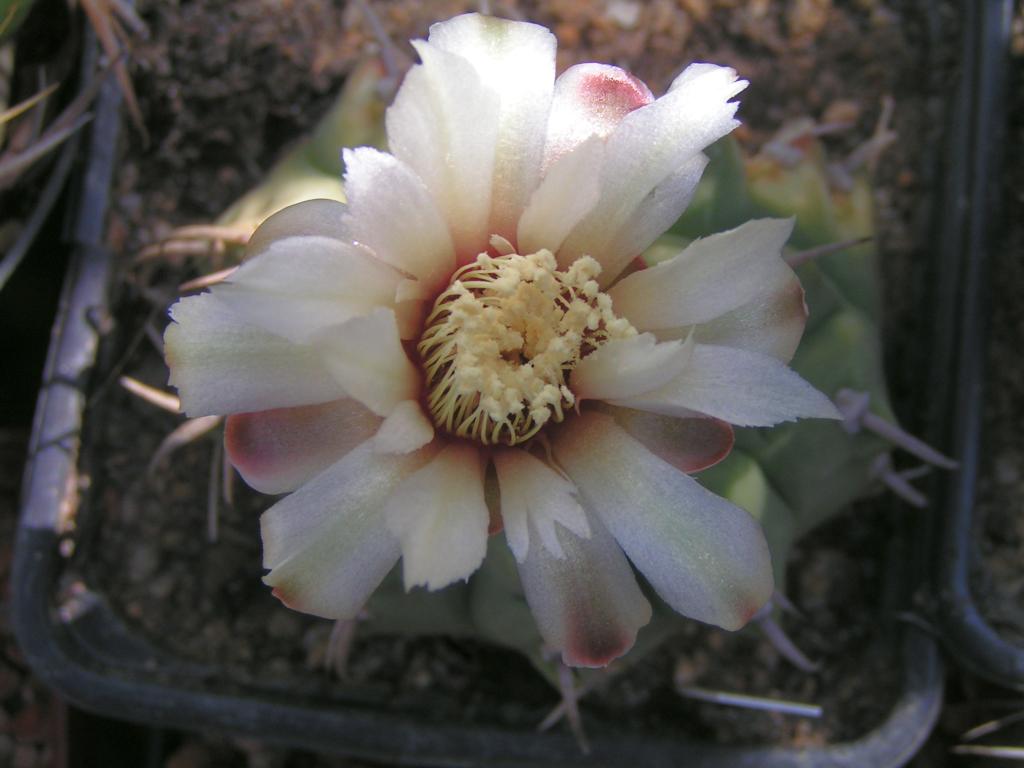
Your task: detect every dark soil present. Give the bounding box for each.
[62,0,952,761]
[0,432,65,768]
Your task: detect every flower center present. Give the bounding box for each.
[417,245,636,446]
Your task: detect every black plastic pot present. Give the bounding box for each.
[929,0,1023,688]
[13,7,951,768]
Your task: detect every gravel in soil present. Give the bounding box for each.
[63,0,945,755]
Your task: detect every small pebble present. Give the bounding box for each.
[679,0,710,22]
[995,455,1021,485]
[128,545,160,583]
[787,0,831,41]
[822,98,861,126]
[150,572,177,600]
[606,0,641,28]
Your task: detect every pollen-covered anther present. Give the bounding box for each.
[417,247,637,446]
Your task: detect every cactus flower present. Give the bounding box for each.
[164,13,839,667]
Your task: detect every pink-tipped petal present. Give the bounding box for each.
[493,449,590,563]
[225,398,381,495]
[609,219,797,331]
[599,404,734,474]
[517,136,604,256]
[314,308,421,417]
[341,148,455,292]
[611,343,841,427]
[371,400,435,455]
[571,333,692,402]
[426,14,556,240]
[553,412,772,631]
[384,443,490,590]
[544,63,654,166]
[517,512,652,668]
[165,293,346,417]
[559,64,747,286]
[262,442,434,619]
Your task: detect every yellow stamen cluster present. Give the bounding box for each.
[417,247,636,446]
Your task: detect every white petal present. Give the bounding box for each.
[689,265,807,363]
[341,147,455,292]
[165,293,345,417]
[560,64,747,286]
[386,38,499,260]
[493,449,590,562]
[371,400,435,455]
[427,13,556,239]
[262,442,433,619]
[609,219,796,331]
[517,136,604,255]
[553,412,772,630]
[589,155,709,279]
[314,308,420,417]
[213,235,403,345]
[611,343,842,427]
[598,403,734,474]
[517,512,651,668]
[544,63,654,166]
[571,332,693,401]
[244,198,349,258]
[384,443,489,590]
[225,399,381,495]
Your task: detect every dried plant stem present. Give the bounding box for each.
[538,669,606,733]
[951,745,1024,760]
[756,613,820,673]
[675,685,823,718]
[836,388,957,468]
[79,0,148,141]
[785,236,873,269]
[118,376,180,413]
[0,82,59,124]
[148,415,223,475]
[324,618,360,679]
[179,266,237,292]
[870,453,929,508]
[0,129,76,291]
[554,662,589,754]
[961,710,1024,742]
[350,0,405,86]
[0,113,90,190]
